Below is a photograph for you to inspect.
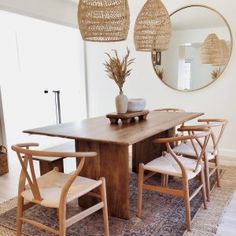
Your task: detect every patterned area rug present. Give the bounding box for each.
[0,168,234,236]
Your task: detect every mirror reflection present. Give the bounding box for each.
[152,5,232,91]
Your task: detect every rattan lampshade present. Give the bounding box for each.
[213,39,230,66]
[78,0,130,42]
[200,33,220,64]
[134,0,171,52]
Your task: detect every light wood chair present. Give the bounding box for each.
[154,108,186,186]
[173,119,228,201]
[155,108,186,132]
[12,143,109,236]
[136,127,210,231]
[155,108,185,112]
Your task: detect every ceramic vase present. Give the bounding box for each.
[115,91,128,113]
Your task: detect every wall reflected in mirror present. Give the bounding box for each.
[152,5,232,92]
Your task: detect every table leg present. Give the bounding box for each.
[132,128,175,173]
[75,140,130,219]
[39,159,64,175]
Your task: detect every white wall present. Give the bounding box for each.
[0,0,235,159]
[0,11,87,148]
[84,0,236,159]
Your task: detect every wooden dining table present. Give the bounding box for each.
[23,111,203,219]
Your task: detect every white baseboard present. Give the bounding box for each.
[219,148,236,159]
[219,148,236,165]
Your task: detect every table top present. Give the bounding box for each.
[23,111,203,145]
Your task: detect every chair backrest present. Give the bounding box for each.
[198,118,228,154]
[154,127,211,177]
[178,125,210,154]
[12,143,97,203]
[155,108,186,137]
[155,108,185,112]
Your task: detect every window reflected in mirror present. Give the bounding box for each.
[152,5,232,92]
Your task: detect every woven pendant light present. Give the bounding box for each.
[213,39,230,66]
[134,0,171,52]
[200,33,220,64]
[78,0,130,42]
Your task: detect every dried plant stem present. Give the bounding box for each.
[104,48,134,92]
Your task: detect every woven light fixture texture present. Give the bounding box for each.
[200,33,220,64]
[78,0,130,42]
[134,0,171,52]
[213,39,230,66]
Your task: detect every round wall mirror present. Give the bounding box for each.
[152,5,233,92]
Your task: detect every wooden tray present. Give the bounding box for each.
[106,110,149,124]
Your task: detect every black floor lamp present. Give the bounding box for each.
[44,90,62,124]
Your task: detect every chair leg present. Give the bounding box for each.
[59,204,66,236]
[200,169,207,209]
[16,195,24,236]
[100,177,109,236]
[56,209,59,220]
[204,159,210,202]
[161,174,169,187]
[215,156,221,187]
[165,175,169,187]
[161,174,165,187]
[183,178,191,232]
[137,163,144,218]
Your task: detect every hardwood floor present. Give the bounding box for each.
[216,190,236,235]
[216,157,236,236]
[0,151,25,201]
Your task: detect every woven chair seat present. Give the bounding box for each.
[173,141,216,161]
[144,153,202,180]
[21,170,102,208]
